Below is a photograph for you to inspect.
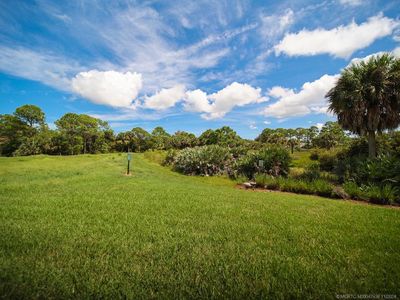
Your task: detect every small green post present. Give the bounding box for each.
[127,152,132,175]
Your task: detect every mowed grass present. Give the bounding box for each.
[0,154,399,299]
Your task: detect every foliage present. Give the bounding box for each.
[235,146,291,179]
[327,53,400,158]
[318,148,341,172]
[198,126,242,148]
[163,149,178,166]
[343,181,399,204]
[299,162,321,181]
[150,126,171,150]
[55,113,113,155]
[250,176,336,198]
[172,145,232,176]
[312,122,348,149]
[170,131,198,149]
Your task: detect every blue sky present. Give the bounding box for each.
[0,0,399,138]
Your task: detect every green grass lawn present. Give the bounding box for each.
[1,154,399,298]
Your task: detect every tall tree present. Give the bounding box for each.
[171,131,197,149]
[326,53,400,158]
[151,127,171,150]
[14,105,45,128]
[130,127,152,152]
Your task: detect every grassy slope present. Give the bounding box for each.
[0,154,399,299]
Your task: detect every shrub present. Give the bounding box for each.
[309,150,319,161]
[343,181,362,199]
[235,146,291,179]
[289,167,304,178]
[312,179,334,197]
[300,162,321,181]
[163,149,177,166]
[254,173,268,187]
[265,177,280,190]
[363,184,398,205]
[172,145,232,176]
[318,148,341,172]
[343,181,399,204]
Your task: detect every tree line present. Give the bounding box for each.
[1,54,399,157]
[0,104,351,156]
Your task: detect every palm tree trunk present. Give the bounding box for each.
[368,130,377,158]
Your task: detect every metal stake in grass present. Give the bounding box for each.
[127,152,132,175]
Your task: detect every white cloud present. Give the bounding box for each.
[263,120,271,125]
[71,70,143,108]
[0,46,80,91]
[143,85,185,110]
[339,0,363,6]
[392,47,400,58]
[264,74,339,118]
[259,9,294,39]
[267,86,294,99]
[249,123,257,130]
[274,14,399,58]
[184,89,212,113]
[184,82,266,120]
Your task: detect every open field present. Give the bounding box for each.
[1,154,399,298]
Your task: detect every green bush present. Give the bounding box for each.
[163,149,177,166]
[343,181,399,204]
[254,173,268,187]
[279,178,310,194]
[343,181,362,199]
[300,162,321,181]
[362,184,398,205]
[309,150,319,161]
[172,145,232,176]
[235,146,291,179]
[312,179,334,197]
[318,148,341,172]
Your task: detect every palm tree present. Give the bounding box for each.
[326,53,400,158]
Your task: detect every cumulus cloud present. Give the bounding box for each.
[184,89,212,113]
[71,70,142,108]
[264,74,339,118]
[274,14,399,58]
[184,82,266,120]
[143,85,185,110]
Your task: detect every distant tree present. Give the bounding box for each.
[0,105,47,156]
[55,113,112,155]
[214,126,242,148]
[0,114,27,156]
[199,129,218,145]
[14,104,45,128]
[171,131,197,149]
[151,126,171,150]
[313,121,347,149]
[306,126,319,148]
[130,127,152,152]
[326,53,400,158]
